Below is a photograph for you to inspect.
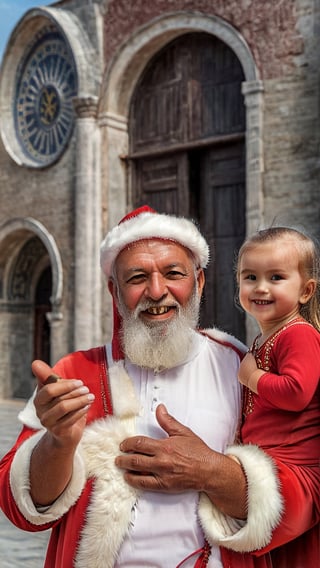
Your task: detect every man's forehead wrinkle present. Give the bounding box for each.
[123,261,188,273]
[121,238,194,255]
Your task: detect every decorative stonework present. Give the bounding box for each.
[73,96,99,119]
[9,237,47,301]
[104,0,302,79]
[0,19,78,169]
[14,26,78,167]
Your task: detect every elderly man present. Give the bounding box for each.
[0,207,317,567]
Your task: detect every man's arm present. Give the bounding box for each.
[29,360,95,506]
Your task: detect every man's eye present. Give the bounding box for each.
[127,274,146,284]
[167,270,185,279]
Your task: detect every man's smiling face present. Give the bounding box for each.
[109,238,205,369]
[113,239,204,324]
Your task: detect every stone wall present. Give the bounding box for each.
[0,135,76,353]
[104,0,303,79]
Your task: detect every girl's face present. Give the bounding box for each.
[238,239,315,333]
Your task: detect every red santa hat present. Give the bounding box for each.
[100,205,209,278]
[100,205,210,360]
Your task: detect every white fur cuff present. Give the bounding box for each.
[198,444,283,552]
[10,431,86,526]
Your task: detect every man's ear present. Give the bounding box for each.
[108,278,117,300]
[197,268,205,297]
[300,279,317,304]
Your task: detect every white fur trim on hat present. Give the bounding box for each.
[100,211,210,277]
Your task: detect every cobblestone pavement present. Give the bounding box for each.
[0,399,49,567]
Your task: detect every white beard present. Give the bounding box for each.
[117,287,201,371]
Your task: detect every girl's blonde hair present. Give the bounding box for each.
[236,226,320,332]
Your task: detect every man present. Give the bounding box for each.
[0,206,317,567]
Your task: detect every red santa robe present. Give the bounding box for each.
[0,329,318,567]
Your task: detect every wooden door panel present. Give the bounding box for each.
[187,36,245,140]
[130,33,245,153]
[132,81,185,151]
[199,143,245,339]
[201,144,245,234]
[132,153,189,215]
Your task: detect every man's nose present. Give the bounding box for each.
[145,273,168,300]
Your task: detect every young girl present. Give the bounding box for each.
[237,226,320,565]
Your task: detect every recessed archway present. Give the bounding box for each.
[0,218,63,398]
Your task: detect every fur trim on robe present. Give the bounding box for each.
[10,430,87,525]
[198,444,284,552]
[75,361,140,568]
[75,415,139,568]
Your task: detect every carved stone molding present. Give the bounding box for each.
[73,96,99,119]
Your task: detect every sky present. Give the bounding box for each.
[0,1,52,62]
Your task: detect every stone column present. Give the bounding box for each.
[98,111,129,341]
[72,96,102,350]
[47,306,63,365]
[242,80,265,234]
[242,80,264,343]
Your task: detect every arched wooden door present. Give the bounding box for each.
[129,32,246,341]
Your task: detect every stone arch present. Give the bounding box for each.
[101,11,258,118]
[0,218,63,398]
[99,10,263,230]
[0,217,63,310]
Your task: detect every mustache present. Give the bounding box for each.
[133,299,180,315]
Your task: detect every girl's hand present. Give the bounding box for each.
[238,352,264,393]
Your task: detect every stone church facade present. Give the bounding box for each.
[0,0,319,398]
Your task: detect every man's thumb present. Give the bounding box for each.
[32,359,58,385]
[156,403,187,436]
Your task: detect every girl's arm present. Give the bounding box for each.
[238,352,264,393]
[252,326,319,410]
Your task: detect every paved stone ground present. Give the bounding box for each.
[0,399,49,567]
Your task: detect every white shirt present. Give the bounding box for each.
[114,332,241,568]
